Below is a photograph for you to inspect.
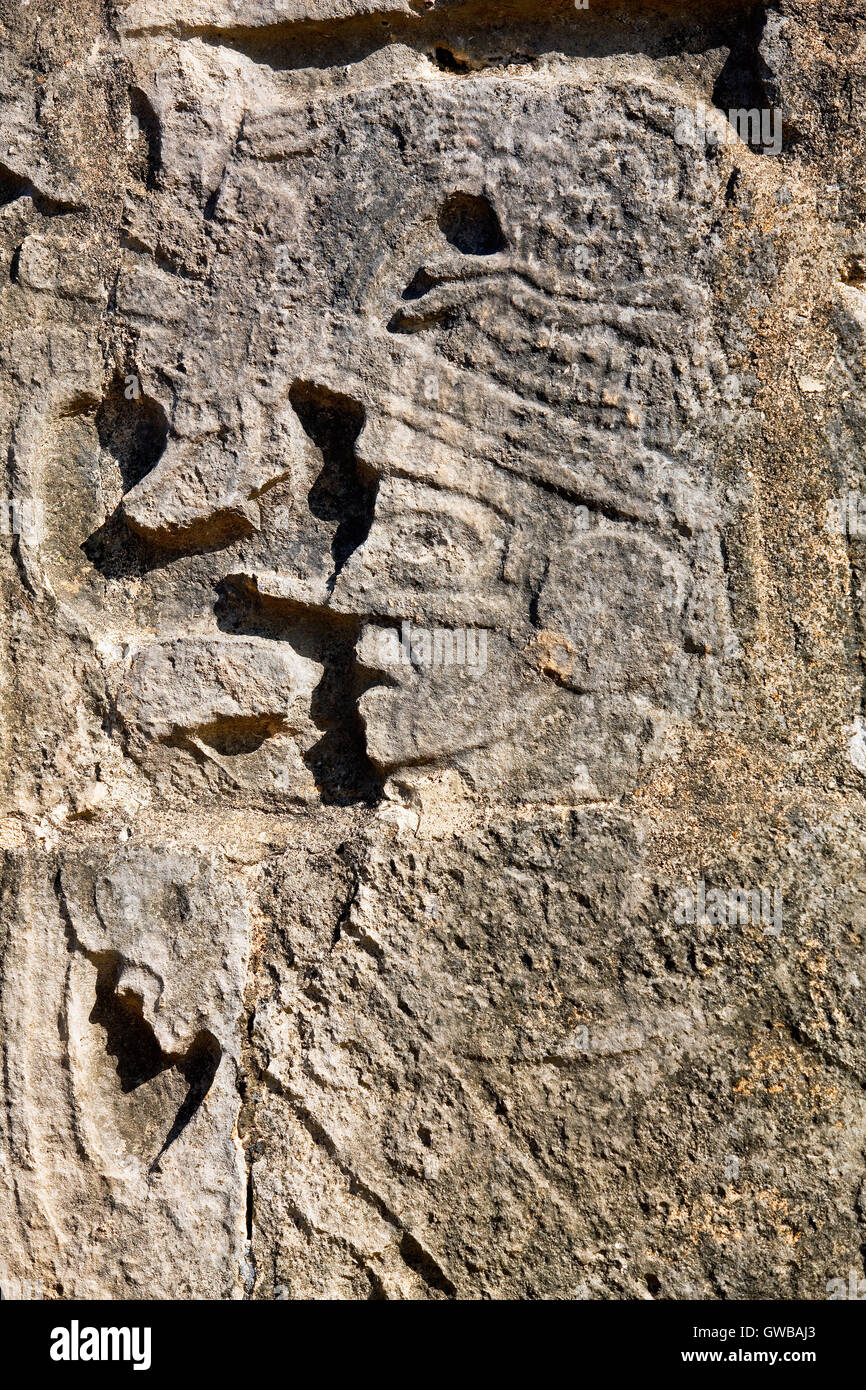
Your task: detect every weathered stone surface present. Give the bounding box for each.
[1,0,866,1299]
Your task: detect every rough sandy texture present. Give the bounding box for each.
[1,0,865,1299]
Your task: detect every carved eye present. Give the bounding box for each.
[437,192,507,256]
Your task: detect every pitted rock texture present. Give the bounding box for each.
[1,0,866,1299]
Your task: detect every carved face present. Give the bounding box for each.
[33,67,734,804]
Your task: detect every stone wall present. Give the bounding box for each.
[1,0,865,1299]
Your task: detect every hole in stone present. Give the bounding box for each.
[289,381,376,583]
[723,168,740,205]
[430,45,470,73]
[203,184,221,221]
[438,191,506,256]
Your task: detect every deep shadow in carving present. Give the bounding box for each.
[0,161,82,216]
[216,576,385,805]
[150,1030,222,1174]
[398,1231,457,1298]
[87,949,222,1166]
[85,500,251,578]
[156,0,762,75]
[90,952,168,1093]
[82,504,179,580]
[0,163,33,211]
[387,303,457,335]
[401,267,438,300]
[305,644,386,807]
[712,5,798,154]
[81,372,175,578]
[438,192,506,256]
[430,45,470,73]
[289,381,376,586]
[55,873,222,1167]
[129,87,162,191]
[94,370,168,492]
[389,263,460,333]
[711,3,780,147]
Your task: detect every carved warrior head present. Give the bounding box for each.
[73,69,734,803]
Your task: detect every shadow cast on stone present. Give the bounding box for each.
[289,380,376,588]
[90,951,222,1171]
[215,577,385,805]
